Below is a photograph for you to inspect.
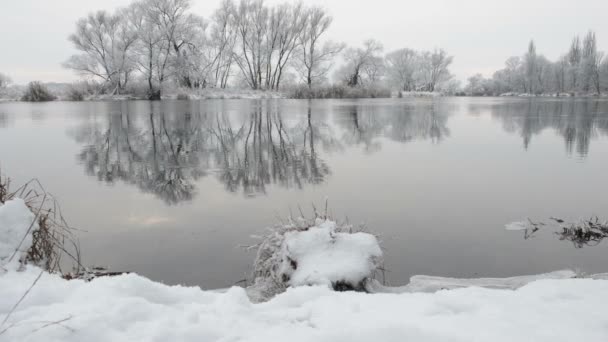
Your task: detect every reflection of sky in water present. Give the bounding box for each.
[1,98,608,289]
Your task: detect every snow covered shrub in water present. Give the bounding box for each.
[249,215,383,301]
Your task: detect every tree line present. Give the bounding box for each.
[63,0,456,99]
[466,31,608,96]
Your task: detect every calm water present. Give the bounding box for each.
[1,97,608,289]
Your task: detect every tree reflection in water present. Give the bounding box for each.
[487,100,608,158]
[72,99,608,204]
[70,100,454,204]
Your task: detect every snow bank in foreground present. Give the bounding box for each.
[0,199,36,269]
[280,220,382,288]
[2,266,608,342]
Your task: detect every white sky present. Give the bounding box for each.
[1,0,607,84]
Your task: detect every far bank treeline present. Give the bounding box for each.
[59,0,455,99]
[466,33,608,96]
[1,0,607,100]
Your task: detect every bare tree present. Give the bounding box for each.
[232,0,269,89]
[208,0,238,88]
[295,7,343,88]
[266,2,307,90]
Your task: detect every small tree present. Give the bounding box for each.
[0,73,11,90]
[21,82,57,102]
[342,39,383,87]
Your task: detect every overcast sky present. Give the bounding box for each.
[1,0,607,84]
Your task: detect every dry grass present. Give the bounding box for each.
[510,216,608,248]
[555,217,608,248]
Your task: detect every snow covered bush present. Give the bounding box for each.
[20,82,57,102]
[248,215,383,301]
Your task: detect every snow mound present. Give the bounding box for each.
[2,266,608,341]
[0,199,37,268]
[279,220,382,288]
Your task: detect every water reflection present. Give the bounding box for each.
[334,102,451,153]
[67,99,608,204]
[70,100,453,203]
[486,100,608,157]
[71,102,335,203]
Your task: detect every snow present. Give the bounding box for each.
[504,221,530,231]
[279,220,382,287]
[0,199,37,269]
[368,270,578,293]
[2,266,608,342]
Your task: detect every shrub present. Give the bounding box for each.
[21,82,57,102]
[66,87,85,101]
[288,84,392,99]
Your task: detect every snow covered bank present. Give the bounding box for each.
[2,266,608,341]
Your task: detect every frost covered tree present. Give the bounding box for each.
[341,39,384,87]
[0,73,11,89]
[65,10,138,94]
[475,32,607,96]
[126,2,171,99]
[465,74,493,96]
[145,0,207,88]
[523,41,538,93]
[208,0,238,88]
[385,48,418,91]
[230,0,309,90]
[231,0,268,90]
[419,49,453,92]
[296,7,343,88]
[568,36,582,91]
[580,31,604,94]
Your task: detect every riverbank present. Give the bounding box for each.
[2,264,608,342]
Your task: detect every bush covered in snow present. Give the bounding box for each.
[20,82,57,102]
[248,215,383,301]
